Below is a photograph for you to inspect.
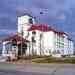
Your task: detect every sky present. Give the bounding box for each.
[0,0,75,41]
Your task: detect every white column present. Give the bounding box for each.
[2,41,7,56]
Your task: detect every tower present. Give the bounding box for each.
[17,13,36,38]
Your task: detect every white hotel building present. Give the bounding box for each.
[17,14,74,57]
[1,14,74,58]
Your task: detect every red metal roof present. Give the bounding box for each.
[2,34,29,42]
[28,24,54,32]
[28,24,67,36]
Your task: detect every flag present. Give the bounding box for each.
[40,12,43,14]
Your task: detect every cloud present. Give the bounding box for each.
[0,0,16,30]
[17,0,64,20]
[0,0,75,41]
[0,29,16,35]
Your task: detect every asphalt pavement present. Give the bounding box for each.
[0,63,75,75]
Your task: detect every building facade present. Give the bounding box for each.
[1,14,74,58]
[17,14,74,57]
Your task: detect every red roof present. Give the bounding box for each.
[28,24,54,32]
[28,24,49,31]
[28,24,67,36]
[2,34,29,42]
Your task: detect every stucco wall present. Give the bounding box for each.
[42,31,55,55]
[18,15,35,38]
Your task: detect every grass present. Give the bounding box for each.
[32,57,75,64]
[7,55,75,64]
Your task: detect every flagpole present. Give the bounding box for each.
[40,12,44,56]
[21,25,23,58]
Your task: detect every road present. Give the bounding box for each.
[0,63,75,75]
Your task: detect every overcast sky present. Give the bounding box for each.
[0,0,75,41]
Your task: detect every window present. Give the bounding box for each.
[32,37,36,43]
[57,50,60,54]
[29,18,33,24]
[12,39,17,46]
[32,31,36,35]
[0,44,2,55]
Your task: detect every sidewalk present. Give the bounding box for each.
[6,59,32,65]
